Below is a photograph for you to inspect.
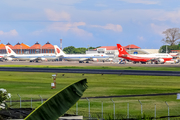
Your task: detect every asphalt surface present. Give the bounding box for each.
[1,66,180,76]
[0,61,180,76]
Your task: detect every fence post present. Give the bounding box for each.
[76,102,78,115]
[111,99,115,120]
[39,95,43,104]
[138,100,143,118]
[127,103,129,119]
[17,94,21,108]
[10,97,12,107]
[86,98,90,119]
[31,98,32,108]
[155,104,156,120]
[102,101,103,120]
[165,101,170,120]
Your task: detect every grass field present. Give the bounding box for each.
[1,71,180,118]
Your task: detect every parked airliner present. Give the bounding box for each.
[5,46,59,62]
[117,44,172,64]
[54,45,110,63]
[0,54,9,61]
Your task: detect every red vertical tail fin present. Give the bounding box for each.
[117,44,129,56]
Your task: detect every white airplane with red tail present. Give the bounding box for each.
[117,44,173,64]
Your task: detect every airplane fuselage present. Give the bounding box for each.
[119,53,172,63]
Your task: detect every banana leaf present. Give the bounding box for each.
[25,78,88,120]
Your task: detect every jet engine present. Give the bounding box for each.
[158,59,164,64]
[6,57,13,61]
[41,58,47,61]
[92,58,98,62]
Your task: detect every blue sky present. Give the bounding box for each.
[1,0,180,49]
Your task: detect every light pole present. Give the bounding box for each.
[20,45,22,54]
[88,45,89,51]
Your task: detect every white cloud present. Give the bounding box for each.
[154,10,180,23]
[45,9,71,21]
[91,24,123,32]
[95,4,107,7]
[150,23,169,36]
[0,29,18,36]
[31,30,44,36]
[47,22,93,37]
[119,0,159,4]
[138,36,144,41]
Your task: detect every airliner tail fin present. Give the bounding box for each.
[5,46,16,55]
[54,45,65,56]
[117,44,129,56]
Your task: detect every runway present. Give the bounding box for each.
[1,66,180,76]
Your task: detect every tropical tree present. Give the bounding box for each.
[159,44,180,53]
[63,46,100,54]
[63,46,75,54]
[162,28,180,46]
[0,88,11,110]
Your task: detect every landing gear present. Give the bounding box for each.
[79,61,84,63]
[86,61,89,63]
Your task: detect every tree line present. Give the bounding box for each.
[63,46,101,54]
[160,28,180,53]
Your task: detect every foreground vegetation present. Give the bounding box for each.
[1,71,180,118]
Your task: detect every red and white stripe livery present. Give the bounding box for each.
[117,44,172,64]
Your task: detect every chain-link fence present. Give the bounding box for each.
[6,95,180,119]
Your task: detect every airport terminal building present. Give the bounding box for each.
[86,44,159,55]
[0,42,159,55]
[0,42,55,54]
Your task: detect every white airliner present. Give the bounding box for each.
[54,45,110,63]
[117,44,173,64]
[0,54,10,61]
[5,46,59,62]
